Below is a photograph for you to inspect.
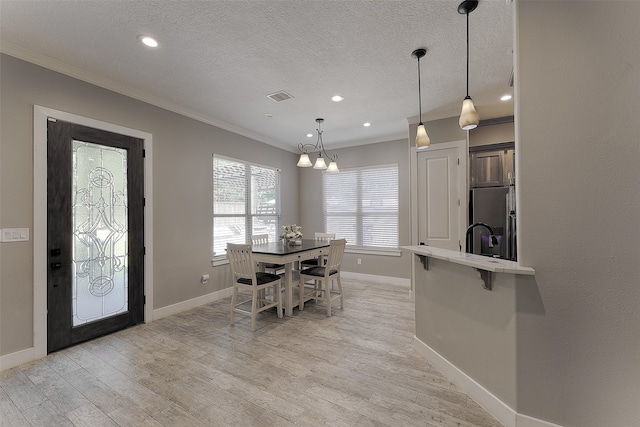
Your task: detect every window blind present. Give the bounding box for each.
[323,164,398,250]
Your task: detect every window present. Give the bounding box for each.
[213,155,280,258]
[323,164,398,251]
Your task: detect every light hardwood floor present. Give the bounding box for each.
[0,278,503,427]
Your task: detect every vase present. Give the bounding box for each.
[287,238,302,245]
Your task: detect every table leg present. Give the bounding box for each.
[257,263,266,305]
[284,262,293,316]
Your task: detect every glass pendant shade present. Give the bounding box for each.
[297,153,312,167]
[415,123,431,147]
[313,156,327,170]
[326,161,339,173]
[459,96,479,130]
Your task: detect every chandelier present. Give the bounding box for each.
[296,118,339,173]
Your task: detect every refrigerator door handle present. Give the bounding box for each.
[505,195,511,260]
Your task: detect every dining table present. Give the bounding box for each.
[251,238,330,316]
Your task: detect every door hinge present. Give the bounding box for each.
[142,149,146,158]
[143,197,146,207]
[458,199,460,206]
[143,247,146,255]
[457,158,460,165]
[143,295,146,305]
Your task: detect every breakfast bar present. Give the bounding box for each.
[403,245,536,417]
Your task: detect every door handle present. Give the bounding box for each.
[50,262,62,269]
[50,248,61,256]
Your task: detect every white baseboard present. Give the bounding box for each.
[341,271,410,288]
[515,414,563,427]
[412,337,562,427]
[0,347,36,371]
[152,287,234,321]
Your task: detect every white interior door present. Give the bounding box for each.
[417,141,466,251]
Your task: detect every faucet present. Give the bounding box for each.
[465,222,499,254]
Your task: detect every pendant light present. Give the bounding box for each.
[412,48,430,148]
[458,0,480,131]
[297,118,339,173]
[296,153,312,167]
[313,156,327,170]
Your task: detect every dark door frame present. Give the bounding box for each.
[32,106,154,360]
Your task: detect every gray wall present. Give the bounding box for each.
[470,121,514,147]
[299,139,411,278]
[515,1,640,425]
[0,54,299,356]
[415,258,519,409]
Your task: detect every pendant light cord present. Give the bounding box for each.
[317,121,325,159]
[466,11,470,98]
[417,55,422,122]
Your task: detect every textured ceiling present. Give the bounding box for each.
[0,0,514,152]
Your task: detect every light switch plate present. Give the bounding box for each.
[0,228,30,242]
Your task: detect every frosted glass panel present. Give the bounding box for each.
[72,140,128,326]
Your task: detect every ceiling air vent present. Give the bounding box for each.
[267,90,293,102]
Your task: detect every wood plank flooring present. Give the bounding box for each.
[0,278,503,426]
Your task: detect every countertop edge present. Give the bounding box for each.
[402,246,535,276]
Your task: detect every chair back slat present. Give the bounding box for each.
[326,239,346,274]
[227,243,257,285]
[251,234,269,245]
[315,232,335,241]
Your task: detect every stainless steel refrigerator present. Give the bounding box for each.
[470,184,517,260]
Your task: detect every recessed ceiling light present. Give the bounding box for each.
[501,94,513,101]
[264,113,274,118]
[331,95,344,102]
[306,133,313,138]
[363,122,371,127]
[138,35,158,48]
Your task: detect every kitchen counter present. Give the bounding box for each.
[402,245,535,276]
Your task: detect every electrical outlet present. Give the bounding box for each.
[201,274,209,284]
[357,258,362,265]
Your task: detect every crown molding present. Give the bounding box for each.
[0,41,289,151]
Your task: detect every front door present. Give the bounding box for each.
[47,118,144,353]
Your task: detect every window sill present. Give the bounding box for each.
[345,248,402,257]
[211,258,229,267]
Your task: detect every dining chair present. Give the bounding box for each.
[227,243,282,331]
[298,238,345,316]
[251,234,285,273]
[300,232,335,268]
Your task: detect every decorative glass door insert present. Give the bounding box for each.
[72,140,128,326]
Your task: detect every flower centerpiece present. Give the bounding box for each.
[280,224,303,245]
